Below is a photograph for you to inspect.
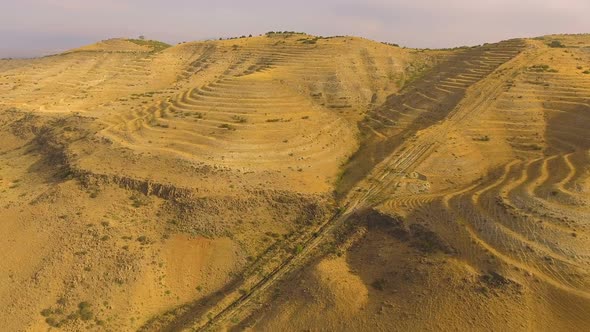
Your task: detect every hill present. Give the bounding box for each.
[0,33,588,331]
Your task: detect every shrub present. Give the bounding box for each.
[45,317,60,327]
[294,244,303,254]
[473,135,490,142]
[130,193,150,208]
[137,235,149,244]
[371,278,386,291]
[41,308,53,317]
[528,64,558,73]
[231,115,247,123]
[79,309,93,321]
[78,302,91,310]
[548,40,565,48]
[78,301,93,321]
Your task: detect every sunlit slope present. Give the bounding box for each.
[2,34,426,195]
[0,34,431,331]
[246,35,590,332]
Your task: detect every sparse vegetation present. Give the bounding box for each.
[130,193,150,208]
[78,302,93,321]
[548,40,566,48]
[528,64,558,73]
[473,135,491,142]
[127,38,171,52]
[3,30,590,332]
[231,115,247,123]
[371,278,386,291]
[137,235,150,245]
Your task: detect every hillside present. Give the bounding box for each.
[0,33,588,331]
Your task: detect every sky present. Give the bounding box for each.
[1,0,589,58]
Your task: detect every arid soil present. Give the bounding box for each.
[0,33,588,331]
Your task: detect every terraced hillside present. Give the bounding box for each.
[235,35,589,332]
[0,33,588,332]
[0,34,430,331]
[338,39,525,196]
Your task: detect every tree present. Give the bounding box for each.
[138,35,145,40]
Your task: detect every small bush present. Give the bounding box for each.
[130,193,150,208]
[528,64,558,73]
[473,135,490,142]
[548,40,565,48]
[219,123,236,130]
[137,235,150,245]
[78,302,91,310]
[79,309,93,321]
[41,308,53,317]
[231,115,247,123]
[78,302,93,321]
[45,317,60,327]
[371,278,386,291]
[66,312,79,320]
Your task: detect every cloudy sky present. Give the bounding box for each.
[1,0,589,58]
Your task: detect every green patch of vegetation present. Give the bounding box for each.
[548,40,566,48]
[294,244,303,254]
[583,70,590,74]
[78,302,93,321]
[41,299,98,328]
[127,38,171,53]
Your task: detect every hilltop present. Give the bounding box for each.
[0,33,589,331]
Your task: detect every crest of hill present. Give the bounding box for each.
[67,38,171,53]
[533,33,590,48]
